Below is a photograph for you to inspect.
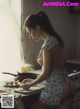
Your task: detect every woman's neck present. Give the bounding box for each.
[41,32,49,41]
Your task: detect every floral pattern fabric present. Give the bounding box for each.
[39,36,65,106]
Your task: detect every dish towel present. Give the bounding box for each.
[14,95,25,109]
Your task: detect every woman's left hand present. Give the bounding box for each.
[19,82,31,90]
[22,78,33,84]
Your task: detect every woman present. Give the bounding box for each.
[20,11,75,109]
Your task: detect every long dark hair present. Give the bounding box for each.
[25,11,64,46]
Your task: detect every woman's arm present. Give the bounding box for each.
[30,48,52,86]
[20,48,52,89]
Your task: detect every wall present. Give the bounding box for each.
[9,0,21,27]
[22,0,78,68]
[76,15,80,58]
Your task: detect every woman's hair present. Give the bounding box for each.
[24,11,64,46]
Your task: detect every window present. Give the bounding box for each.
[0,0,22,81]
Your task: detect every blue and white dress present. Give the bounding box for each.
[39,36,67,107]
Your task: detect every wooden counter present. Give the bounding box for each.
[0,80,44,109]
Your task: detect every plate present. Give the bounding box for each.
[4,80,20,88]
[4,84,19,88]
[14,86,44,94]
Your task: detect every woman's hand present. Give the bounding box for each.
[19,78,34,90]
[20,82,31,90]
[22,78,34,84]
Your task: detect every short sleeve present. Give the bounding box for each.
[41,36,58,50]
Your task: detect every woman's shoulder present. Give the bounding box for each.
[41,35,58,50]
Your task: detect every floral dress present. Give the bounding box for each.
[39,36,66,107]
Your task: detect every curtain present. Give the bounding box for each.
[0,2,21,81]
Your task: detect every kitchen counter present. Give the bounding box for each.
[0,69,44,108]
[0,80,44,96]
[0,78,44,109]
[0,69,44,97]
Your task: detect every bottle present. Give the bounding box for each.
[21,66,27,73]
